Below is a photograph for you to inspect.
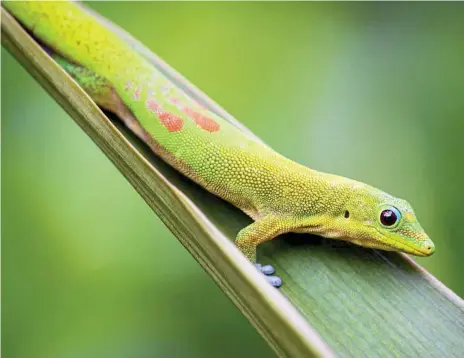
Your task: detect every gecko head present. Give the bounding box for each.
[337,185,435,256]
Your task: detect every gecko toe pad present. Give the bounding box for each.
[266,275,282,288]
[255,264,282,287]
[260,264,275,275]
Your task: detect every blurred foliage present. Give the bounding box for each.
[2,2,463,358]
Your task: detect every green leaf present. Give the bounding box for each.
[2,6,463,358]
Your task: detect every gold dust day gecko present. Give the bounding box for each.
[3,1,435,287]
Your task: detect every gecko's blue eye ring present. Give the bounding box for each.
[379,206,401,228]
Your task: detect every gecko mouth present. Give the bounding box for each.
[407,241,435,256]
[376,230,435,257]
[295,224,435,256]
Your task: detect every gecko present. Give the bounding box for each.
[3,1,435,287]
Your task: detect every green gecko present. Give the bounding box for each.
[4,1,435,287]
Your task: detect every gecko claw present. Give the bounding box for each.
[255,264,282,287]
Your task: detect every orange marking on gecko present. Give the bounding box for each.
[169,97,220,133]
[159,112,184,132]
[146,99,183,132]
[184,107,220,133]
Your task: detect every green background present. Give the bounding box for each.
[2,3,463,358]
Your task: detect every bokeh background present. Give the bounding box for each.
[3,2,464,358]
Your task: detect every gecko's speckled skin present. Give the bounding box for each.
[4,1,435,286]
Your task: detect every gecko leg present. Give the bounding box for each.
[235,215,288,287]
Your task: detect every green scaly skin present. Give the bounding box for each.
[4,1,435,287]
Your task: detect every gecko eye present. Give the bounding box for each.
[379,206,401,228]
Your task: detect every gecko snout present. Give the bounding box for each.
[423,239,435,256]
[416,236,435,256]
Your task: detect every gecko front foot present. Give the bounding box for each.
[255,264,282,288]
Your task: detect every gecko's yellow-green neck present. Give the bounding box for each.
[3,1,434,282]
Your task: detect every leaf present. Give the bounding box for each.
[2,6,463,358]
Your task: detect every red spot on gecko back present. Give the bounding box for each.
[170,97,220,133]
[193,113,220,132]
[159,112,184,132]
[146,99,183,132]
[183,107,220,132]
